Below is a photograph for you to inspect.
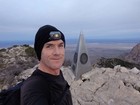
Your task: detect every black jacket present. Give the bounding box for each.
[21,69,73,105]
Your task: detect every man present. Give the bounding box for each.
[21,25,73,105]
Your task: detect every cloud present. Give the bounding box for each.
[0,0,140,41]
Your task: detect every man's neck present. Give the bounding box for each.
[38,64,60,75]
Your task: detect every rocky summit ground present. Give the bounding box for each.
[65,66,140,105]
[12,65,140,105]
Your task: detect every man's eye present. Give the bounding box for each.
[59,44,64,47]
[46,45,53,48]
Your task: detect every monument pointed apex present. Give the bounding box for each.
[78,32,85,48]
[80,31,84,36]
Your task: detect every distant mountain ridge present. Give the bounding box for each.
[96,43,140,69]
[123,43,140,64]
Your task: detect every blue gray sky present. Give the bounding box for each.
[0,0,140,41]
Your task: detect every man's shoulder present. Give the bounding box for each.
[21,75,49,91]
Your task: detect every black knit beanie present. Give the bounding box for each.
[34,25,65,60]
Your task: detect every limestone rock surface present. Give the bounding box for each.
[12,65,140,105]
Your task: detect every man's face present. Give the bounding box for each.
[40,40,65,71]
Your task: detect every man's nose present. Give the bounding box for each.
[53,47,60,54]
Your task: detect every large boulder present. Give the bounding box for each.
[0,45,38,89]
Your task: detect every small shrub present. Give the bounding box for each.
[0,63,4,68]
[97,57,140,69]
[23,44,29,47]
[13,45,19,47]
[25,46,36,57]
[0,48,6,52]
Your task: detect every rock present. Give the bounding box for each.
[130,67,140,74]
[61,66,75,85]
[114,65,129,73]
[0,45,37,70]
[68,67,140,105]
[0,45,38,89]
[13,65,38,85]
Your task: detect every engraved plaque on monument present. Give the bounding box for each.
[71,33,92,80]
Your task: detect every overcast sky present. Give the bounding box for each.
[0,0,140,41]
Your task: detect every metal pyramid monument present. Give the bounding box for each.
[71,32,92,80]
